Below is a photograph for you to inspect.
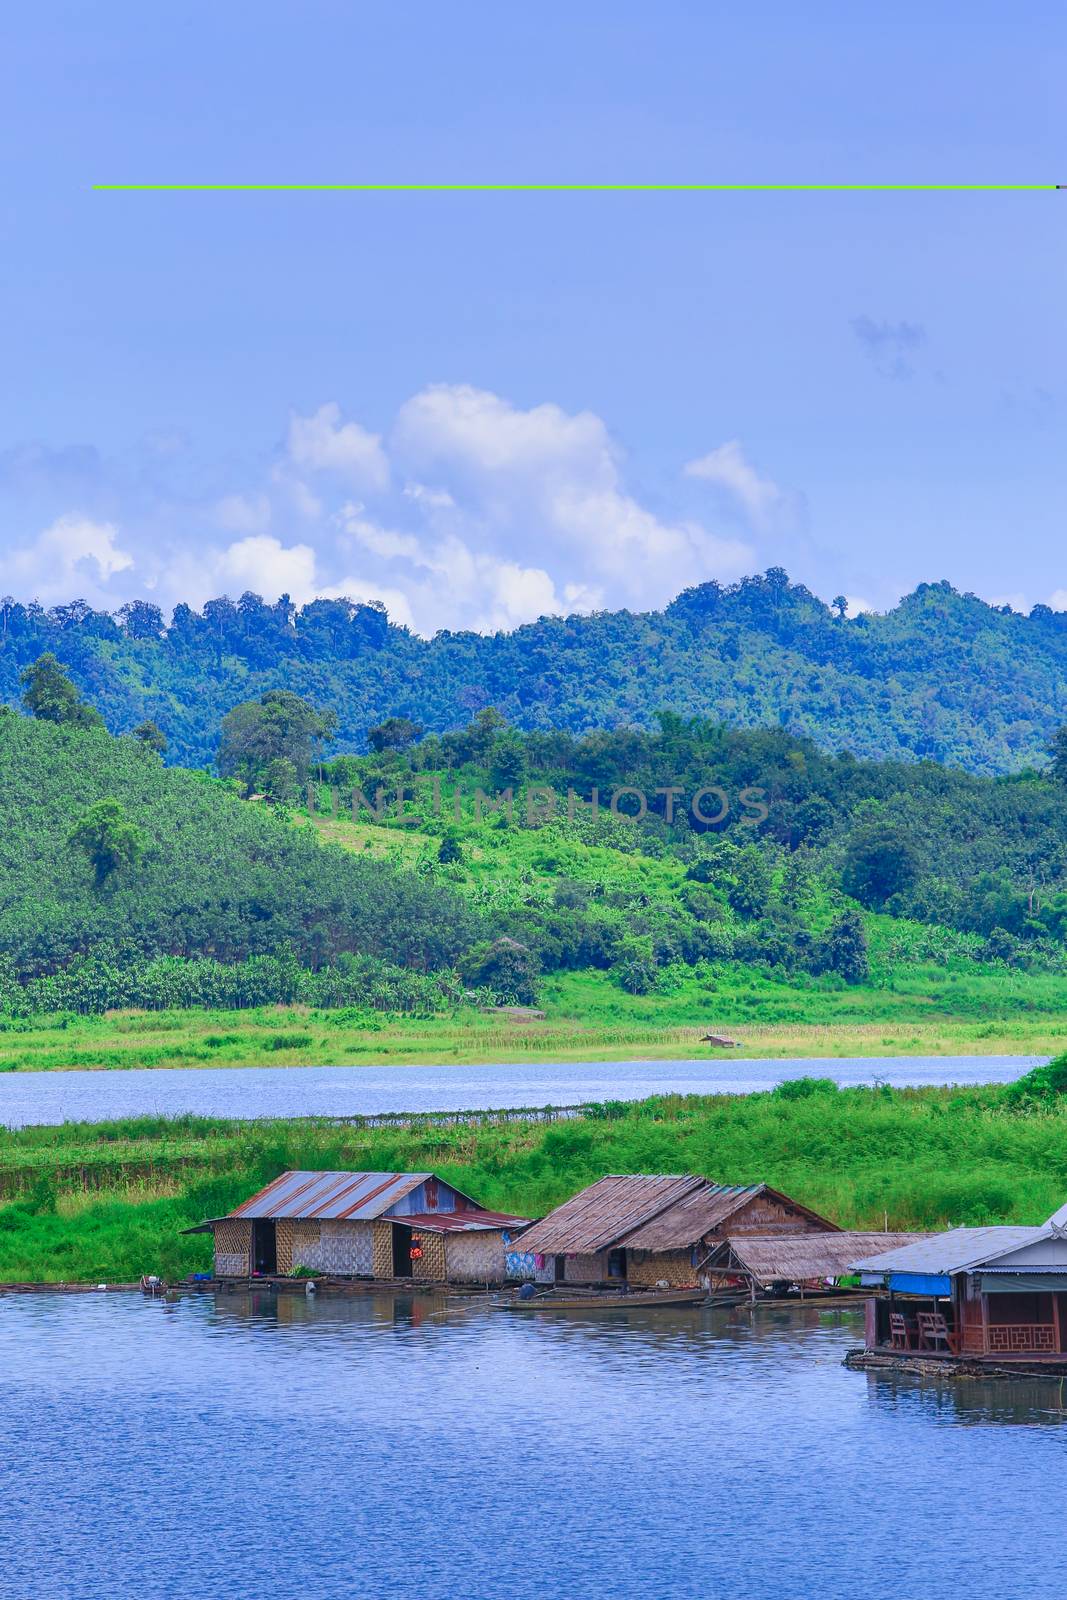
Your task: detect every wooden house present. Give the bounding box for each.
[187,1170,530,1286]
[852,1203,1067,1365]
[508,1174,839,1289]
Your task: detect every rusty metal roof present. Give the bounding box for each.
[228,1171,471,1221]
[404,1210,531,1235]
[514,1174,706,1256]
[720,1231,923,1286]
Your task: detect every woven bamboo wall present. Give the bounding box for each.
[444,1231,507,1284]
[372,1220,394,1278]
[627,1249,698,1288]
[276,1219,297,1274]
[412,1231,447,1280]
[213,1218,251,1278]
[300,1220,373,1275]
[563,1253,613,1284]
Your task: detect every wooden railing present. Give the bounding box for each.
[987,1323,1056,1353]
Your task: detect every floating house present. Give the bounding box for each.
[852,1202,1067,1365]
[508,1174,841,1289]
[188,1171,530,1285]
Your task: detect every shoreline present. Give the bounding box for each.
[0,1018,1057,1072]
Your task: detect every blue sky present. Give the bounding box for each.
[2,3,1065,632]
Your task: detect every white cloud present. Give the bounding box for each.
[392,384,752,605]
[1048,590,1067,612]
[337,506,588,635]
[684,440,785,530]
[341,507,424,564]
[215,536,319,604]
[844,595,874,617]
[314,578,417,632]
[8,514,134,606]
[287,402,389,492]
[403,482,455,510]
[1,387,772,635]
[213,492,272,534]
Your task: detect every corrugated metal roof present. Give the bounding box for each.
[229,1171,453,1221]
[723,1231,923,1286]
[850,1225,1045,1276]
[404,1210,531,1235]
[622,1183,835,1252]
[978,1263,1067,1274]
[514,1174,706,1256]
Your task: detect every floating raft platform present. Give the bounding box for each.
[492,1286,707,1311]
[845,1347,1067,1380]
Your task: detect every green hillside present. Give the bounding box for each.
[3,572,1067,772]
[0,711,474,1011]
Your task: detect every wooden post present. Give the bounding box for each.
[1053,1291,1063,1354]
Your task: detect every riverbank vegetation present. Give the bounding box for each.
[2,1068,1066,1281]
[1,962,1064,1072]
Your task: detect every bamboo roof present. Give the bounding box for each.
[724,1231,923,1285]
[515,1174,705,1256]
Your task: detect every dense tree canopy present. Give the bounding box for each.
[3,575,1067,771]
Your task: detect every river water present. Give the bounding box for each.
[0,1289,1062,1600]
[0,1054,1040,1127]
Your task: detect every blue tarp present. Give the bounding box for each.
[888,1272,952,1297]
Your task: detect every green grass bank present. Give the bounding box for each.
[3,1077,1067,1283]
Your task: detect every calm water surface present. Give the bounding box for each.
[0,1290,1063,1600]
[0,1054,1040,1127]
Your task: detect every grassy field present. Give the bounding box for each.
[2,1078,1066,1281]
[0,960,1063,1071]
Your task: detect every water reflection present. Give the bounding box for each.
[1,1290,1064,1600]
[860,1366,1067,1426]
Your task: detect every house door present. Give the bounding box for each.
[392,1224,413,1278]
[252,1219,277,1275]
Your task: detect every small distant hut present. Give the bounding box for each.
[852,1202,1067,1366]
[509,1174,839,1289]
[186,1170,530,1285]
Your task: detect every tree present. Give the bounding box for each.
[842,819,921,907]
[1049,726,1067,785]
[460,936,540,1004]
[367,716,424,754]
[217,690,337,795]
[727,844,772,919]
[262,757,299,805]
[832,595,848,620]
[116,600,165,640]
[67,799,147,886]
[489,730,527,790]
[19,654,104,731]
[437,832,463,865]
[132,719,168,755]
[816,911,870,984]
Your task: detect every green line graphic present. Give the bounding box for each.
[93,183,1061,193]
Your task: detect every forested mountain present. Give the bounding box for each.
[2,571,1067,773]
